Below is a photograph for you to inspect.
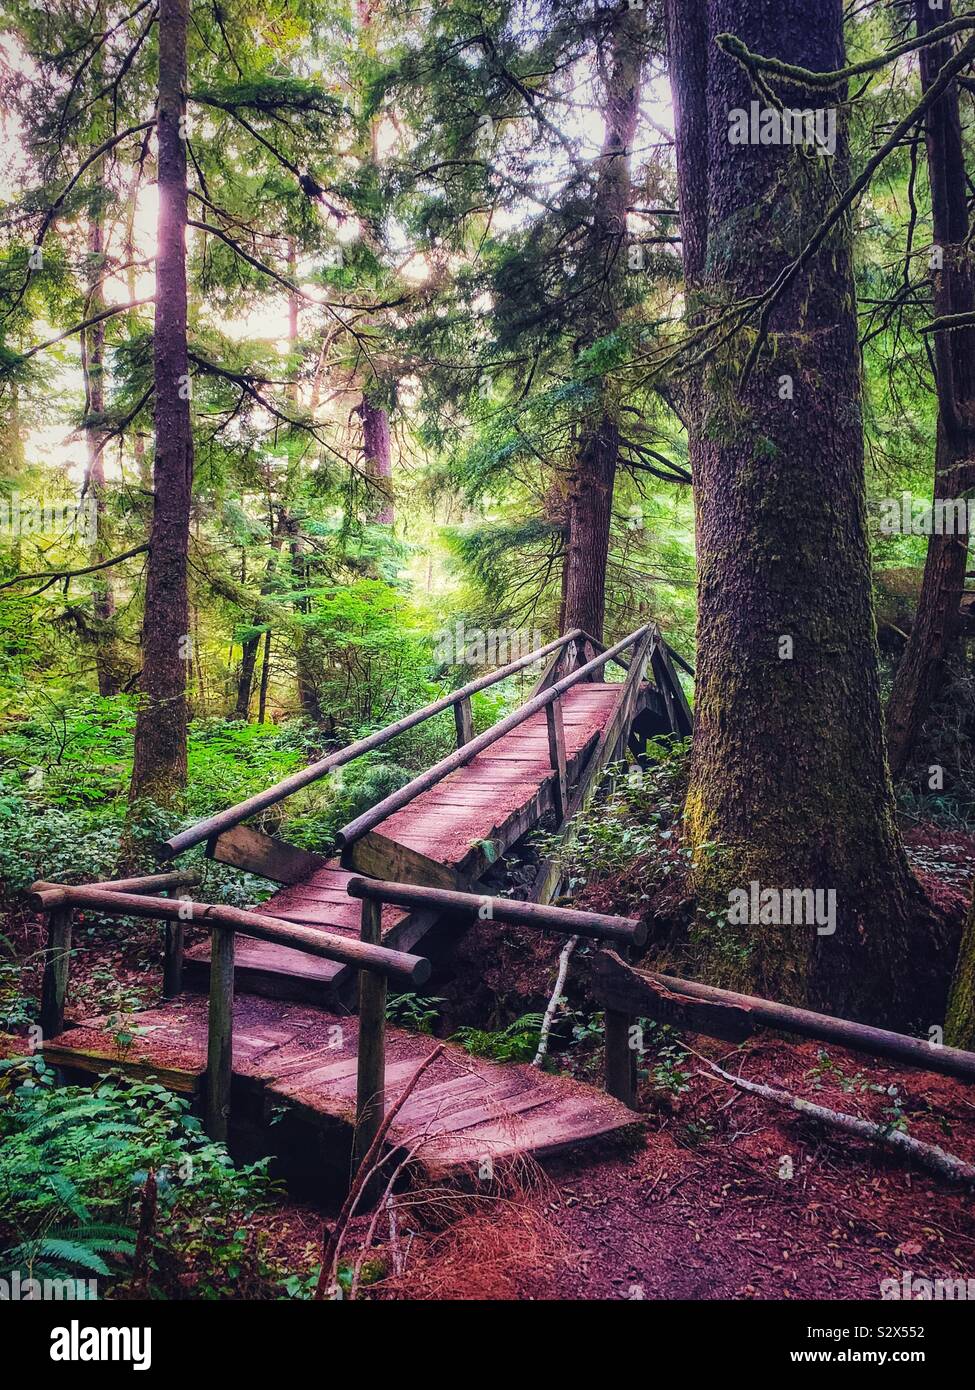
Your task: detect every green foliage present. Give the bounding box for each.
[534,738,692,897]
[385,992,444,1034]
[0,1056,282,1299]
[452,1012,546,1064]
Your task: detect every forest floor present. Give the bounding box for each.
[234,1030,975,1301]
[3,818,975,1301]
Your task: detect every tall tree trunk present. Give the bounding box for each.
[563,415,620,641]
[886,0,975,778]
[235,522,284,720]
[285,514,323,725]
[359,394,394,524]
[129,0,192,803]
[561,2,647,642]
[355,0,395,527]
[83,206,119,697]
[257,629,273,723]
[666,0,949,1026]
[235,633,260,719]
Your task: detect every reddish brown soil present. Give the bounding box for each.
[369,1036,975,1301]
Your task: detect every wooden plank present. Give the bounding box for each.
[343,829,469,891]
[591,951,754,1042]
[546,697,568,821]
[205,927,235,1141]
[163,919,184,998]
[654,642,693,735]
[207,824,329,884]
[604,1009,637,1107]
[334,625,654,849]
[40,907,72,1040]
[353,899,386,1175]
[454,695,473,748]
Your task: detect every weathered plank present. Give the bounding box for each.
[591,950,754,1043]
[342,830,469,891]
[353,898,386,1173]
[207,824,329,884]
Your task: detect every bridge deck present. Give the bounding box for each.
[44,994,636,1180]
[185,682,643,1004]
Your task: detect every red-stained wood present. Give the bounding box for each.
[42,994,638,1179]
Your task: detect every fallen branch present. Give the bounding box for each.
[697,1059,975,1187]
[533,934,578,1068]
[314,1042,446,1299]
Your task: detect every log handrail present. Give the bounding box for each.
[31,877,431,1163]
[29,883,430,986]
[160,629,587,860]
[346,876,646,946]
[335,621,658,849]
[592,949,975,1104]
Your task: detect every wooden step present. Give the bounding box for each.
[42,994,639,1180]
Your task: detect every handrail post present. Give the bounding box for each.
[162,897,185,998]
[545,696,568,822]
[40,906,72,1040]
[163,921,184,998]
[206,925,235,1142]
[353,898,386,1180]
[453,694,473,749]
[604,1008,637,1108]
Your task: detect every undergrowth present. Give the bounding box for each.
[0,1056,287,1299]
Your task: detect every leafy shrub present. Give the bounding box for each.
[0,1056,282,1299]
[452,1012,546,1064]
[533,737,692,895]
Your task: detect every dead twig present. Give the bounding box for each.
[314,1043,446,1299]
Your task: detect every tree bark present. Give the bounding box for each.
[886,0,975,779]
[359,394,394,524]
[286,514,324,725]
[83,206,120,697]
[561,2,647,643]
[355,0,395,528]
[946,880,975,1048]
[129,0,192,803]
[666,0,950,1025]
[235,522,284,720]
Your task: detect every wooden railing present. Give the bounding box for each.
[344,876,647,1158]
[159,628,591,860]
[159,621,692,864]
[29,874,431,1157]
[335,622,660,849]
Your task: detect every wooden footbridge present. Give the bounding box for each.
[31,616,975,1196]
[33,624,695,1187]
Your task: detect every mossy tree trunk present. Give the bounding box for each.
[665,0,950,1025]
[129,0,192,805]
[946,882,975,1048]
